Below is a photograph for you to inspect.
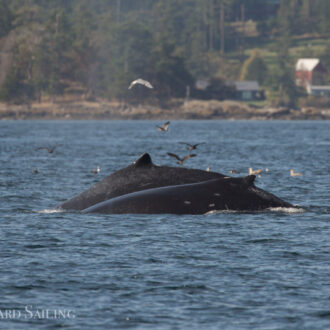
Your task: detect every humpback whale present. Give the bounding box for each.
[58,153,226,210]
[83,175,294,214]
[58,153,294,212]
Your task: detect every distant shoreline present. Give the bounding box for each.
[1,99,329,120]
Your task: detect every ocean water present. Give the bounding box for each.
[0,120,329,329]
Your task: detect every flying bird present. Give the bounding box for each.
[290,169,303,176]
[167,152,196,165]
[128,78,153,90]
[179,142,205,151]
[36,144,62,153]
[157,121,170,132]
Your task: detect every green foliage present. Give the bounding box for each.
[31,9,75,99]
[1,0,330,105]
[267,56,301,108]
[102,19,154,100]
[0,0,12,37]
[151,38,193,100]
[298,95,330,109]
[240,50,268,85]
[318,0,330,36]
[320,41,330,84]
[0,65,34,103]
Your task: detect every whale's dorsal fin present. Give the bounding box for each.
[133,153,153,167]
[243,175,256,186]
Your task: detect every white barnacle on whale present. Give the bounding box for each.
[184,201,191,205]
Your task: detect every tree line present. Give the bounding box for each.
[0,0,330,107]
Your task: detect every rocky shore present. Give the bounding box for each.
[0,99,329,120]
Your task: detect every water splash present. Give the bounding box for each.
[268,206,305,213]
[37,208,64,214]
[205,206,305,215]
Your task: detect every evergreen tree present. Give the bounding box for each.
[318,0,330,36]
[0,0,328,105]
[96,17,154,100]
[32,9,75,100]
[0,0,12,37]
[268,56,300,108]
[151,38,194,100]
[71,5,97,97]
[239,50,268,85]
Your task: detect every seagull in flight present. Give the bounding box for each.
[167,152,196,165]
[157,121,170,132]
[179,142,205,151]
[128,78,153,90]
[36,144,62,153]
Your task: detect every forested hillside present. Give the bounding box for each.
[1,0,330,107]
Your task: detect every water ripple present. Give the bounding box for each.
[0,120,329,329]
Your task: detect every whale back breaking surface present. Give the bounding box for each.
[83,175,294,214]
[58,153,226,210]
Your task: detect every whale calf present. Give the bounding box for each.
[58,153,226,210]
[83,175,294,214]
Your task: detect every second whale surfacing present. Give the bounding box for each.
[83,175,294,214]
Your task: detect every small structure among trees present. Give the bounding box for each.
[231,81,264,101]
[306,85,330,98]
[295,58,330,98]
[192,77,235,101]
[193,79,264,102]
[295,58,327,88]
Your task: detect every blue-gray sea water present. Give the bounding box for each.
[0,120,329,329]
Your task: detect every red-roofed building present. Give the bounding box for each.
[295,58,327,88]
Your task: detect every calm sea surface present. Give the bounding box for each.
[0,120,329,329]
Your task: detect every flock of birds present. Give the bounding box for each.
[32,77,304,178]
[154,120,201,165]
[153,119,304,177]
